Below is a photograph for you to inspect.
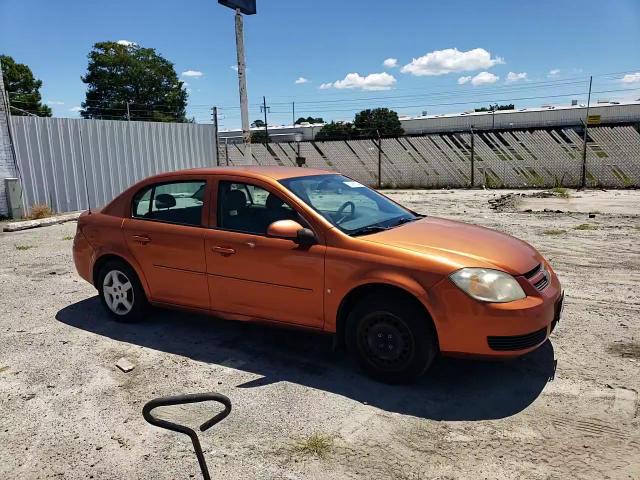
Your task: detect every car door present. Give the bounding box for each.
[122,178,210,310]
[204,176,326,328]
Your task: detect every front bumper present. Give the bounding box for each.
[428,268,563,358]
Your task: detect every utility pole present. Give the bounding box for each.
[212,106,220,166]
[126,102,131,121]
[260,96,269,144]
[234,8,251,163]
[580,75,593,189]
[219,1,256,163]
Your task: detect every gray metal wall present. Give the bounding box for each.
[11,117,217,213]
[222,125,640,188]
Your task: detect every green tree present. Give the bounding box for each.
[80,41,188,122]
[251,130,270,143]
[295,116,324,125]
[0,55,51,117]
[475,103,515,112]
[354,108,404,138]
[251,119,265,127]
[315,121,355,141]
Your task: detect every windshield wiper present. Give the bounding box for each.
[349,225,390,237]
[391,215,423,228]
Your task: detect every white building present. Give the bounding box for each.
[217,101,640,143]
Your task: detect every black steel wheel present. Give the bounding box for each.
[346,292,437,383]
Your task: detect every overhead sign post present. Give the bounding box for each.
[218,0,256,165]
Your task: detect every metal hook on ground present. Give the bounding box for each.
[142,392,232,480]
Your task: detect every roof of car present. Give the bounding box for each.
[150,166,336,181]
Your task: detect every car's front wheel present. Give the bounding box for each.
[346,293,438,384]
[98,260,148,322]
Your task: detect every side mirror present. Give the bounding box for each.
[267,220,317,246]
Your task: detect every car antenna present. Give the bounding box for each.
[78,125,91,214]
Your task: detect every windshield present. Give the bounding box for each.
[280,174,419,235]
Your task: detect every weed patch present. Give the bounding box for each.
[293,433,332,458]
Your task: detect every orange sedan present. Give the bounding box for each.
[73,167,563,383]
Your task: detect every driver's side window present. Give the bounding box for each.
[217,181,298,235]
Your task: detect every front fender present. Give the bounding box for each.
[325,268,436,333]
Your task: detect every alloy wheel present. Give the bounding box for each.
[103,269,135,315]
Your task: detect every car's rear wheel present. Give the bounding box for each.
[346,293,437,384]
[98,260,148,322]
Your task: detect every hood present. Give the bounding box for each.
[363,216,540,275]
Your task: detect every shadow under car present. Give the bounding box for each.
[56,296,556,421]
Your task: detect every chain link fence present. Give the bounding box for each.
[221,124,640,189]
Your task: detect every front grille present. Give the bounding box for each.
[488,327,547,351]
[523,263,549,291]
[534,275,550,290]
[523,264,542,279]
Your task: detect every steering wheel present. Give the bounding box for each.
[335,201,356,225]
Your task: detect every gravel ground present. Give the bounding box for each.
[1,189,639,480]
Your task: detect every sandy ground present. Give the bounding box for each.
[1,189,639,480]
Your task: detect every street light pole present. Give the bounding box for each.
[234,8,251,164]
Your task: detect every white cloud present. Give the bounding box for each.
[69,106,82,112]
[295,77,310,84]
[321,72,396,91]
[116,40,136,47]
[46,100,64,105]
[230,65,238,72]
[457,71,499,86]
[400,48,504,76]
[621,72,640,84]
[383,58,398,68]
[181,70,203,78]
[471,71,499,86]
[506,71,528,83]
[548,69,561,78]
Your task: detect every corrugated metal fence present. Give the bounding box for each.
[11,117,217,213]
[222,125,640,188]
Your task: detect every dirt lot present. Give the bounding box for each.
[1,189,639,480]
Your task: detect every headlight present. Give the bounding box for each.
[450,268,526,303]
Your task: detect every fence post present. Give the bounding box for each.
[580,76,593,189]
[470,127,475,188]
[377,130,382,189]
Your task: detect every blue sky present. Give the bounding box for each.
[1,0,640,128]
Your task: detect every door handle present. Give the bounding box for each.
[132,235,151,245]
[213,246,236,256]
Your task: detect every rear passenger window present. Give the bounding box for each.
[132,181,206,227]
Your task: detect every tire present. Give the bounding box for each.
[345,293,438,384]
[97,260,148,322]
